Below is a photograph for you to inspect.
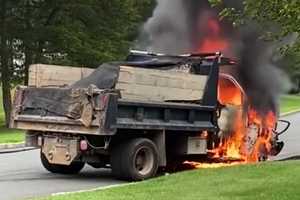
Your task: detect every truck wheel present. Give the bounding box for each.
[111,138,159,181]
[40,151,85,174]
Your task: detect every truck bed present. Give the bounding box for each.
[10,87,217,135]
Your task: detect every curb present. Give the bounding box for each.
[280,109,300,117]
[52,182,134,197]
[0,146,37,154]
[0,142,25,150]
[0,142,37,154]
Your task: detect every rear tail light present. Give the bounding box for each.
[80,140,88,151]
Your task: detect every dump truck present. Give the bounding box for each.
[10,52,287,181]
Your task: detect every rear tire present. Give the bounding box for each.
[111,138,159,181]
[40,151,85,174]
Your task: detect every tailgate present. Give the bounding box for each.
[10,86,118,135]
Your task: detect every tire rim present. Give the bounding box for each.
[134,146,154,176]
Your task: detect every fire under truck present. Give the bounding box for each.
[10,51,289,181]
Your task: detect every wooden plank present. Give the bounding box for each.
[116,66,208,101]
[117,83,204,101]
[118,66,207,90]
[28,64,208,101]
[28,64,94,87]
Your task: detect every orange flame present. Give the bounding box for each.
[189,17,277,169]
[198,19,229,53]
[193,77,277,169]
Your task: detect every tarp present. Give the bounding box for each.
[22,88,89,119]
[22,63,121,119]
[21,59,200,119]
[71,63,120,89]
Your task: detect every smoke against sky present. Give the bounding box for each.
[138,0,285,114]
[138,0,190,54]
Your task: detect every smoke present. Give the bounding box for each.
[137,0,190,54]
[236,29,282,114]
[138,0,286,115]
[138,0,213,54]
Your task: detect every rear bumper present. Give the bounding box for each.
[12,115,100,135]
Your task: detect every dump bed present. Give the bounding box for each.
[10,86,217,135]
[11,54,218,135]
[10,54,220,136]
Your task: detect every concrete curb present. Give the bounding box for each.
[0,142,25,150]
[280,109,300,117]
[0,146,37,154]
[52,182,135,197]
[0,142,37,154]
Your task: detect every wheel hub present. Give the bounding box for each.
[134,147,154,176]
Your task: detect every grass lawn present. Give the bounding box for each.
[280,95,300,114]
[34,160,300,200]
[0,90,24,144]
[0,128,24,144]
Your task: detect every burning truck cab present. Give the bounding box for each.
[10,51,289,180]
[127,50,288,163]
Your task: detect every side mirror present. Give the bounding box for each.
[273,120,290,136]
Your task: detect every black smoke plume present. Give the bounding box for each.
[138,0,284,115]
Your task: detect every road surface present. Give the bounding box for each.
[275,113,300,160]
[0,150,124,200]
[0,113,299,200]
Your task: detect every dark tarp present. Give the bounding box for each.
[22,88,89,119]
[21,63,122,119]
[21,59,199,120]
[70,60,184,89]
[71,63,120,89]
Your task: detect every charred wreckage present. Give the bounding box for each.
[10,51,289,181]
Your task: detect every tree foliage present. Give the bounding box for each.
[210,0,300,46]
[0,0,156,126]
[209,0,300,92]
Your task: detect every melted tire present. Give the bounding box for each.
[40,151,85,174]
[111,138,159,181]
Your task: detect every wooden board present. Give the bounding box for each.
[116,66,208,101]
[28,64,94,87]
[28,64,208,101]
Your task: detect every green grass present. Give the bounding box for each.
[34,161,300,200]
[0,128,24,143]
[280,95,300,114]
[0,90,24,144]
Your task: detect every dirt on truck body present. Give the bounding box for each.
[10,52,288,181]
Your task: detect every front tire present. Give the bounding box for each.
[40,151,85,174]
[111,138,159,181]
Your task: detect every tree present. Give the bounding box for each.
[209,0,300,92]
[279,50,300,93]
[0,0,156,127]
[212,0,300,46]
[0,0,14,127]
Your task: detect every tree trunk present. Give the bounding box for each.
[24,1,34,86]
[297,77,300,94]
[0,0,12,128]
[24,45,33,85]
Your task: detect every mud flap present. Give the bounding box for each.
[42,136,79,165]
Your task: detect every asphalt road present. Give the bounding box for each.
[0,150,124,200]
[275,113,300,160]
[0,113,299,200]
